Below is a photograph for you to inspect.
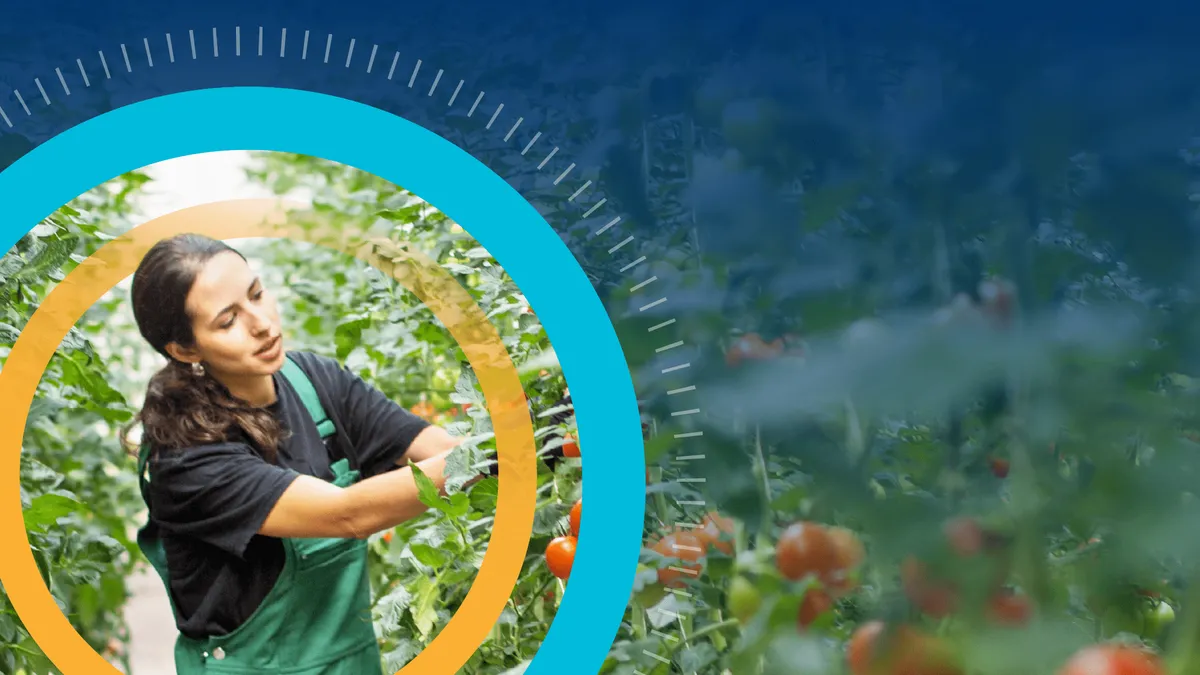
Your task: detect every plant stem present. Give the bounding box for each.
[753,424,774,547]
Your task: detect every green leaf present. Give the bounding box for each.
[409,543,449,568]
[410,575,440,639]
[410,464,444,512]
[23,493,83,533]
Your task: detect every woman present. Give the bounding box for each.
[125,233,483,674]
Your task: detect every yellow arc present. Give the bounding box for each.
[0,199,537,674]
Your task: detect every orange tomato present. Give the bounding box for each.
[561,432,580,458]
[847,621,963,675]
[1058,643,1164,675]
[775,521,839,582]
[989,457,1010,478]
[569,500,582,537]
[825,526,866,593]
[724,332,787,367]
[797,587,834,629]
[987,589,1033,627]
[901,557,958,618]
[652,531,705,588]
[695,512,736,555]
[545,536,577,580]
[410,400,435,420]
[942,517,984,558]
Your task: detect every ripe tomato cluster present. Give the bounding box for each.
[644,512,736,588]
[723,331,805,367]
[772,521,866,629]
[545,498,584,580]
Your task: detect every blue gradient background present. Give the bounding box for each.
[4,0,1199,673]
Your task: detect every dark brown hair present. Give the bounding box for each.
[123,233,286,461]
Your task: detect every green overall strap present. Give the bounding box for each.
[279,355,336,439]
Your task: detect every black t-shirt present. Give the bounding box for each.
[145,350,431,639]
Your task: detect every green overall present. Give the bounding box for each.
[135,355,385,674]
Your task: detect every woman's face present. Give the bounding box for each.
[175,250,286,379]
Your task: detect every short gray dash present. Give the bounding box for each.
[448,79,463,106]
[630,276,657,292]
[661,363,691,374]
[468,91,484,116]
[486,103,503,129]
[143,38,154,67]
[345,38,355,67]
[655,341,684,353]
[323,34,332,63]
[672,409,700,416]
[428,69,443,95]
[648,318,676,332]
[14,90,29,115]
[189,30,197,59]
[408,59,421,87]
[280,28,287,57]
[166,33,175,62]
[677,476,706,481]
[608,235,634,254]
[0,105,11,127]
[554,163,575,184]
[503,117,523,142]
[120,43,132,71]
[595,216,620,235]
[212,28,219,57]
[55,69,70,96]
[99,51,111,78]
[620,256,647,273]
[302,31,310,59]
[538,147,558,169]
[677,454,706,460]
[568,180,591,201]
[667,385,696,395]
[387,52,398,79]
[75,59,90,87]
[521,130,540,154]
[366,44,378,73]
[234,27,240,56]
[257,26,263,56]
[675,432,704,439]
[651,629,680,641]
[677,500,706,506]
[640,298,667,312]
[583,198,607,218]
[643,651,670,665]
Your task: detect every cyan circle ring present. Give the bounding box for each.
[0,85,645,675]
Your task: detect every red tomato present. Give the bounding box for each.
[901,557,958,618]
[774,522,839,582]
[987,589,1033,626]
[545,536,577,579]
[1057,643,1165,675]
[825,526,866,593]
[569,500,581,537]
[562,432,580,458]
[989,457,1010,478]
[652,531,705,588]
[847,621,963,675]
[796,587,834,629]
[695,512,736,555]
[943,517,984,557]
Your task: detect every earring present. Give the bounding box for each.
[191,362,205,376]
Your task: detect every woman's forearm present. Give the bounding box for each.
[342,449,456,537]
